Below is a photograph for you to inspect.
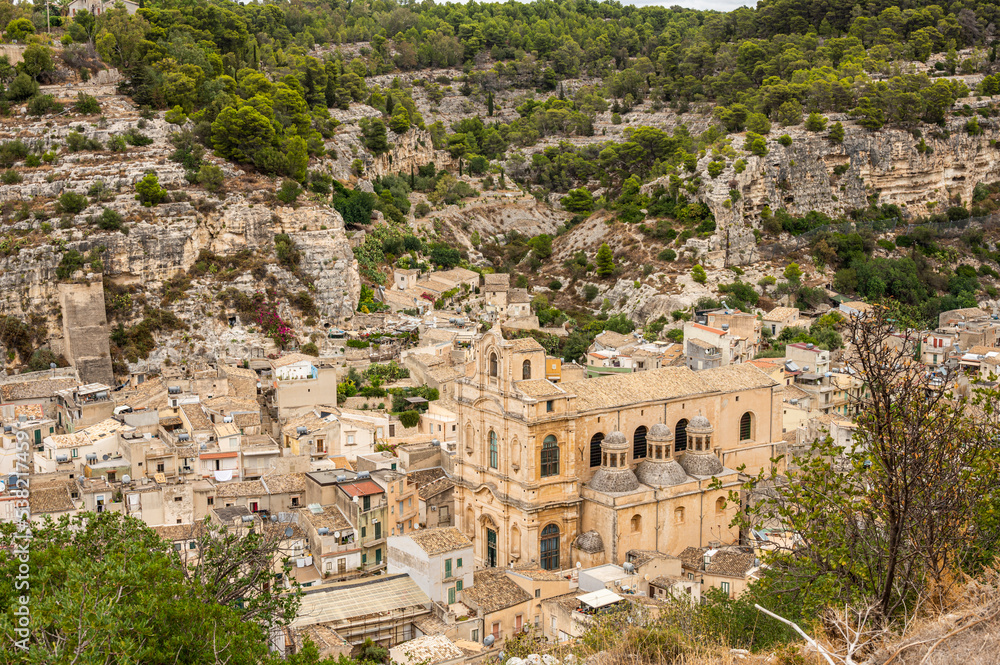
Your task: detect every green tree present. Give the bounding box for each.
[212,105,276,166]
[5,18,34,41]
[362,118,390,155]
[19,44,54,80]
[95,6,150,71]
[828,121,845,144]
[196,163,224,192]
[804,112,828,132]
[596,243,615,277]
[561,187,594,213]
[691,264,707,284]
[388,106,410,133]
[783,262,803,282]
[0,511,324,664]
[285,134,309,182]
[135,172,167,206]
[5,73,37,101]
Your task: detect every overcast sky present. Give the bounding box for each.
[623,0,753,11]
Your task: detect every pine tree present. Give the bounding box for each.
[596,243,615,277]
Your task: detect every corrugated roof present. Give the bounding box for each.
[293,574,431,628]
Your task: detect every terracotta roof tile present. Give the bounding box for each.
[405,526,472,555]
[417,476,454,500]
[464,569,531,613]
[0,378,78,402]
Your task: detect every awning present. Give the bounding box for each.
[577,589,623,609]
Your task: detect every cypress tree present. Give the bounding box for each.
[487,92,494,117]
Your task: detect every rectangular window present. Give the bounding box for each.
[347,434,355,445]
[362,553,367,564]
[492,622,500,640]
[535,588,541,598]
[157,463,165,473]
[363,495,371,511]
[291,497,299,507]
[457,558,462,568]
[207,497,214,505]
[720,581,730,595]
[71,448,78,458]
[546,400,553,412]
[472,629,479,643]
[361,526,367,538]
[189,541,197,550]
[456,580,463,591]
[445,559,452,578]
[515,615,523,633]
[449,586,456,605]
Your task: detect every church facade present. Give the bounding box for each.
[453,330,785,570]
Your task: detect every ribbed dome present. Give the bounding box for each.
[602,431,628,449]
[688,415,712,431]
[636,459,690,486]
[588,467,641,493]
[648,423,673,440]
[679,450,724,477]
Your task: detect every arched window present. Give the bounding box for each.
[489,431,498,469]
[541,435,559,477]
[675,419,688,453]
[590,432,604,468]
[674,507,685,524]
[522,359,531,380]
[540,524,560,570]
[489,353,498,377]
[630,514,641,532]
[739,412,754,441]
[715,497,726,514]
[633,426,647,460]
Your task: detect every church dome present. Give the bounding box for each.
[636,459,690,487]
[688,415,713,432]
[648,423,673,441]
[679,450,724,477]
[602,431,628,449]
[588,467,641,493]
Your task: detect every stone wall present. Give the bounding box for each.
[58,277,114,386]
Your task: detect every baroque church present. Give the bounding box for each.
[453,329,785,570]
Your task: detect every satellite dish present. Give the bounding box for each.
[284,527,293,538]
[576,562,582,568]
[483,635,495,647]
[334,531,340,539]
[49,363,56,369]
[121,474,131,483]
[0,480,5,493]
[102,454,109,460]
[270,515,278,522]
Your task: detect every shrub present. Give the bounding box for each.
[73,93,101,115]
[27,95,63,116]
[165,105,187,125]
[135,173,167,206]
[24,154,40,167]
[95,207,126,233]
[415,202,431,217]
[57,191,88,214]
[107,135,127,152]
[691,264,707,284]
[300,342,319,356]
[658,248,677,261]
[6,18,35,41]
[398,410,420,428]
[804,112,827,132]
[196,164,224,192]
[548,279,562,290]
[276,179,301,204]
[6,73,38,101]
[1,169,21,184]
[123,129,153,146]
[778,134,792,146]
[66,131,102,152]
[583,284,599,301]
